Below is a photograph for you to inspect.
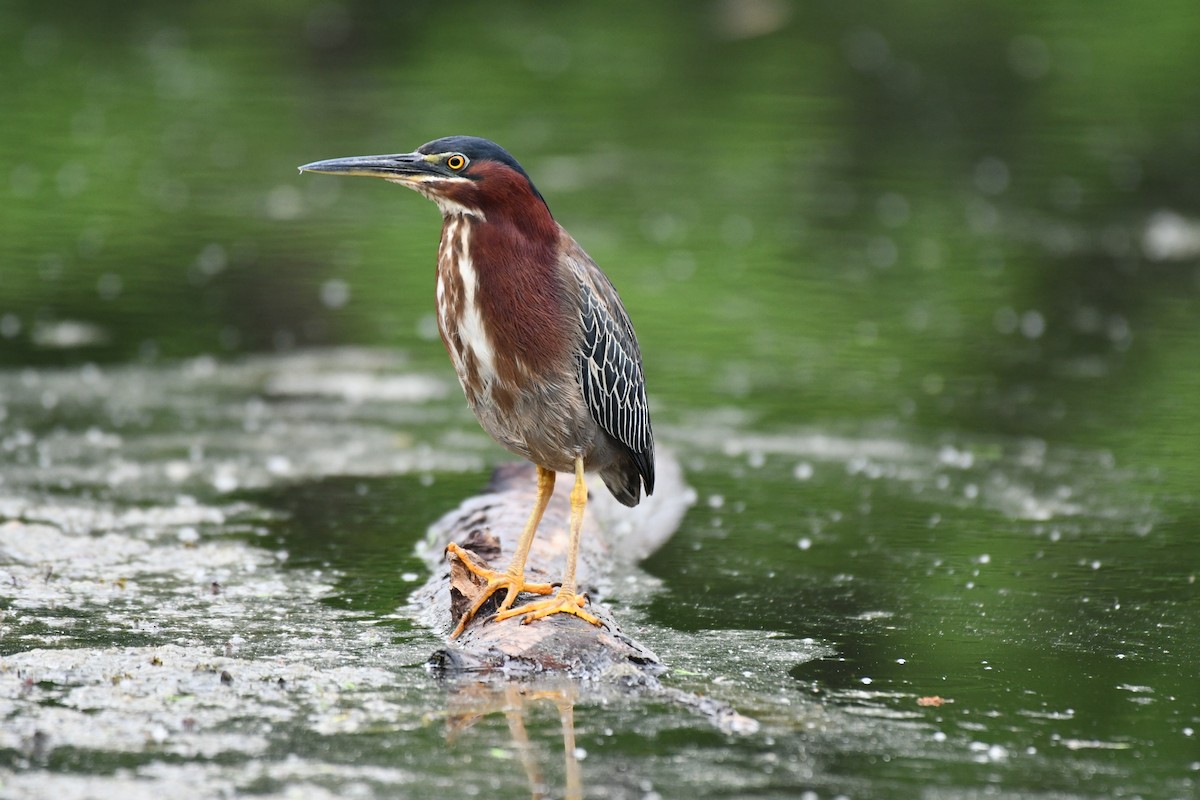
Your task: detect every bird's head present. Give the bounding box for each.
[299,135,549,222]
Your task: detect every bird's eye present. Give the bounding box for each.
[446,154,467,171]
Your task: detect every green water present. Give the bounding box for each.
[3,2,1200,798]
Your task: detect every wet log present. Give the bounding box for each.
[411,451,692,678]
[411,452,761,735]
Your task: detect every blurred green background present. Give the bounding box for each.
[6,0,1199,457]
[4,0,1200,796]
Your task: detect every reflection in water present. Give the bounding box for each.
[446,683,583,800]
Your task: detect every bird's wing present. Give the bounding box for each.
[568,246,655,494]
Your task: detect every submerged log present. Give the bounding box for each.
[411,451,691,677]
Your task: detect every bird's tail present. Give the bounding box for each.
[600,457,653,508]
[600,468,640,507]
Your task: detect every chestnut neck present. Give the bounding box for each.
[437,163,572,374]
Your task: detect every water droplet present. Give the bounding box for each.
[96,272,123,301]
[1020,310,1046,339]
[196,243,228,276]
[867,235,898,269]
[843,28,891,73]
[320,278,351,309]
[1008,35,1051,80]
[266,184,303,220]
[877,192,910,227]
[974,157,1010,196]
[0,314,21,339]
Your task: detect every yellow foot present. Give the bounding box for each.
[446,542,553,638]
[493,590,602,628]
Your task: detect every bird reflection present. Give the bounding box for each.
[444,682,583,800]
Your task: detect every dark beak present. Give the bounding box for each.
[297,152,446,181]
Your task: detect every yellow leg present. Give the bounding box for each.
[501,686,545,799]
[447,466,556,638]
[494,455,601,628]
[558,700,583,800]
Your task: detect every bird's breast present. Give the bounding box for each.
[434,217,604,468]
[438,216,583,405]
[437,219,499,402]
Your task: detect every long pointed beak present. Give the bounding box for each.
[298,152,445,181]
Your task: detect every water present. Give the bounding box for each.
[3,2,1200,797]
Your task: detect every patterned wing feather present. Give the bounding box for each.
[575,258,655,496]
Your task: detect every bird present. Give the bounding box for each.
[299,136,654,638]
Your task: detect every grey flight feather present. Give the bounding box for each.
[572,254,656,498]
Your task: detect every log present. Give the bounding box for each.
[410,451,760,735]
[411,451,690,677]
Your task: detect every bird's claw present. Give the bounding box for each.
[446,542,553,637]
[493,590,602,628]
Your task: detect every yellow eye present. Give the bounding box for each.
[446,154,466,171]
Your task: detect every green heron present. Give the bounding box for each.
[300,136,654,637]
